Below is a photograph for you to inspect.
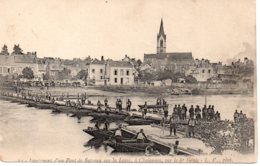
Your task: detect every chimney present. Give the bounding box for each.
[101,56,104,61]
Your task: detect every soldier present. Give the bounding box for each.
[195,105,202,120]
[207,105,212,120]
[177,104,182,119]
[189,105,194,118]
[118,99,122,111]
[142,102,148,118]
[239,110,244,123]
[126,99,132,112]
[104,98,108,107]
[169,113,180,136]
[163,105,169,119]
[134,129,147,143]
[202,105,207,120]
[181,104,187,120]
[188,116,196,137]
[234,110,239,123]
[173,105,178,114]
[97,100,102,111]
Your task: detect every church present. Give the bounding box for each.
[144,19,194,73]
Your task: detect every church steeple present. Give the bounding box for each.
[159,19,165,37]
[157,18,166,54]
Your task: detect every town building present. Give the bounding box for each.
[106,60,135,85]
[0,52,39,79]
[185,59,215,82]
[86,58,107,85]
[86,57,135,86]
[143,19,194,73]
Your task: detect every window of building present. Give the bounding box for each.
[0,67,2,73]
[120,69,124,76]
[126,70,129,76]
[92,69,95,73]
[202,69,205,73]
[11,67,15,73]
[100,76,103,79]
[3,67,7,73]
[114,69,118,75]
[7,68,10,73]
[208,69,211,73]
[114,78,117,83]
[160,40,163,47]
[100,69,103,74]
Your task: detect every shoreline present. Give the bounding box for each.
[90,86,254,97]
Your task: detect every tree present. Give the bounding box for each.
[76,70,88,80]
[136,59,142,67]
[12,44,23,54]
[43,73,50,80]
[0,44,9,55]
[185,75,197,83]
[139,70,156,82]
[156,70,173,80]
[22,67,34,79]
[57,68,71,80]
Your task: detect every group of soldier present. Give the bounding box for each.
[163,104,221,122]
[96,98,132,112]
[159,104,222,138]
[234,110,248,123]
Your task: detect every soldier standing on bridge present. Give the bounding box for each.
[181,104,187,120]
[189,105,194,118]
[202,105,207,120]
[188,116,196,137]
[142,102,148,118]
[104,98,108,107]
[118,99,123,111]
[126,99,132,112]
[169,113,180,136]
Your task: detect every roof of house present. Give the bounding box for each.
[0,54,37,65]
[90,59,106,65]
[0,55,14,65]
[144,52,193,61]
[108,61,133,68]
[13,54,37,63]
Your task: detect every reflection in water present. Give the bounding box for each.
[84,138,105,150]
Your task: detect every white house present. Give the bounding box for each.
[0,53,39,78]
[107,61,135,85]
[86,58,107,86]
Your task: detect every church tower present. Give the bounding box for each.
[157,19,166,54]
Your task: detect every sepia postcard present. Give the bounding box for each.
[0,0,257,163]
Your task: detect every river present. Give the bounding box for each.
[0,93,256,161]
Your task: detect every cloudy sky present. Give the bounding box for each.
[0,0,256,63]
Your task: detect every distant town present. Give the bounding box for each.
[0,19,254,95]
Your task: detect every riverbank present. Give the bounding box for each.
[92,85,253,96]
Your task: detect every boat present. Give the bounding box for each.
[138,104,168,109]
[124,118,155,125]
[104,139,152,152]
[88,112,127,120]
[83,127,116,139]
[130,114,161,124]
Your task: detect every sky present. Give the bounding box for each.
[0,0,256,63]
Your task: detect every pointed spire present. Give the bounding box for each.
[159,18,165,36]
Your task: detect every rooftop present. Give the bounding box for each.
[144,52,193,61]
